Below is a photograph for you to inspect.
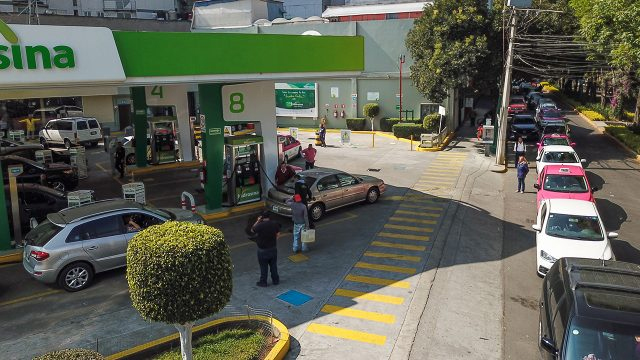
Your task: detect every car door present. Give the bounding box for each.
[75,215,127,271]
[120,211,164,243]
[75,119,90,143]
[315,175,343,210]
[43,121,59,143]
[20,188,53,223]
[57,120,73,143]
[336,173,366,205]
[87,118,101,141]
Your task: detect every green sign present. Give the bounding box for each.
[209,128,221,135]
[224,135,263,146]
[275,83,317,117]
[8,165,22,176]
[236,184,261,204]
[396,105,400,110]
[0,20,75,70]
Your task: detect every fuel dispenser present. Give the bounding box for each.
[222,135,263,206]
[149,117,178,164]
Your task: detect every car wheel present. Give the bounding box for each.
[64,139,72,150]
[91,141,98,147]
[365,187,380,204]
[58,262,93,292]
[309,203,325,221]
[40,137,48,149]
[126,153,136,165]
[50,181,65,192]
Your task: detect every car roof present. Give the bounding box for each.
[542,145,576,152]
[542,133,569,139]
[48,199,145,225]
[556,258,640,325]
[299,168,346,178]
[55,117,97,121]
[544,165,586,176]
[547,198,597,216]
[4,182,66,197]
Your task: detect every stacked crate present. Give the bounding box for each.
[70,146,88,179]
[35,150,53,164]
[67,190,94,207]
[123,182,145,204]
[9,130,25,142]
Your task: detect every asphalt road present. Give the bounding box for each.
[502,105,640,359]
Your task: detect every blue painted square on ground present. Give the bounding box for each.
[277,290,313,306]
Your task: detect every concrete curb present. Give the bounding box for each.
[104,315,290,360]
[128,161,201,176]
[0,250,21,265]
[199,201,265,221]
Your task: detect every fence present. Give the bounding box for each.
[420,127,450,148]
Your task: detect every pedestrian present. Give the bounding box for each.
[285,194,310,253]
[514,136,526,168]
[19,116,39,140]
[319,123,327,147]
[301,144,317,170]
[275,161,295,186]
[250,211,281,287]
[516,155,529,193]
[114,141,126,178]
[294,174,314,228]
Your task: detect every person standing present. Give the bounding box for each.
[286,194,310,253]
[301,144,317,170]
[516,155,529,193]
[319,124,327,147]
[514,137,526,168]
[251,211,281,287]
[275,161,295,186]
[115,141,126,178]
[294,174,314,228]
[19,116,39,140]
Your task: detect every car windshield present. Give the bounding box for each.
[542,151,578,163]
[510,98,525,104]
[544,126,567,135]
[543,110,562,118]
[565,317,640,360]
[280,176,317,194]
[543,174,588,193]
[545,213,603,240]
[543,138,569,146]
[514,117,536,125]
[24,219,63,247]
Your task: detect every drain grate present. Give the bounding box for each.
[368,168,381,172]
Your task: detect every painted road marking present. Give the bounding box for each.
[378,232,430,241]
[355,261,417,274]
[307,323,386,345]
[416,180,454,186]
[288,253,309,263]
[401,198,447,204]
[364,251,421,262]
[395,210,441,217]
[398,203,444,211]
[420,174,458,179]
[371,241,426,251]
[0,289,62,307]
[345,274,411,288]
[321,304,396,324]
[384,224,433,233]
[389,216,437,225]
[334,289,405,305]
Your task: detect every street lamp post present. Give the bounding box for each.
[399,55,405,121]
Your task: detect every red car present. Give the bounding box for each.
[508,96,527,115]
[534,165,598,208]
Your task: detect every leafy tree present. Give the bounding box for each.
[127,222,232,360]
[406,0,496,103]
[363,103,380,130]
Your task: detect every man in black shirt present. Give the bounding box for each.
[114,141,126,178]
[251,211,281,287]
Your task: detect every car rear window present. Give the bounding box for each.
[280,176,316,194]
[510,98,525,104]
[543,151,578,163]
[24,220,62,247]
[513,117,536,124]
[543,110,562,118]
[543,175,588,193]
[543,126,567,135]
[88,119,100,129]
[76,121,88,130]
[543,138,569,146]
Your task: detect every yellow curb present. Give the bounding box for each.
[0,251,22,265]
[106,315,289,360]
[199,201,265,221]
[128,161,201,176]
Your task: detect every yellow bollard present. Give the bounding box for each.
[410,135,413,151]
[372,132,375,148]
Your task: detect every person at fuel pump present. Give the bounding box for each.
[319,124,327,147]
[275,161,295,186]
[250,211,281,287]
[294,174,314,228]
[301,144,317,170]
[286,194,310,253]
[115,141,126,178]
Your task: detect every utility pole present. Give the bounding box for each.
[399,54,405,121]
[496,8,516,166]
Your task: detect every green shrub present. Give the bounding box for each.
[423,114,440,131]
[605,126,640,153]
[392,123,425,140]
[345,118,366,131]
[581,110,605,121]
[380,118,400,132]
[33,349,103,360]
[363,103,380,119]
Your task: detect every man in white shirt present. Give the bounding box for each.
[514,137,526,167]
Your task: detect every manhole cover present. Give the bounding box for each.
[368,168,381,172]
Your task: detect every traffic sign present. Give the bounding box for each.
[395,105,400,110]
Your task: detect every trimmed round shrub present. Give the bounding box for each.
[345,118,366,131]
[423,114,440,131]
[126,222,232,325]
[33,349,103,360]
[363,103,380,119]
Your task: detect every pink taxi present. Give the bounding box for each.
[534,165,598,208]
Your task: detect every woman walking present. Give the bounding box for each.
[513,137,526,168]
[516,155,529,193]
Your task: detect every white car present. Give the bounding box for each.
[533,198,616,276]
[536,145,586,173]
[40,117,102,149]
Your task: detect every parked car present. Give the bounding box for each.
[508,96,528,115]
[536,145,586,174]
[534,165,597,208]
[40,117,102,149]
[536,108,565,124]
[109,135,152,165]
[278,134,302,163]
[538,258,640,360]
[0,144,71,164]
[22,199,205,291]
[533,199,615,276]
[4,183,67,232]
[535,100,558,114]
[540,121,570,138]
[266,168,385,221]
[536,134,574,154]
[0,155,78,191]
[510,113,539,140]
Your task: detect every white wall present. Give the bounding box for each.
[83,95,116,127]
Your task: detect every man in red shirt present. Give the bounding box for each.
[275,161,295,186]
[301,144,317,170]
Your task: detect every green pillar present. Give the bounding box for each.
[131,87,148,168]
[198,84,225,211]
[0,162,11,250]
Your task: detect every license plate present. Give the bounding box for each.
[272,205,279,211]
[91,131,97,135]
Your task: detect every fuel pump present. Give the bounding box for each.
[149,117,178,164]
[222,135,264,206]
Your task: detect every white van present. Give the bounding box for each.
[40,117,102,149]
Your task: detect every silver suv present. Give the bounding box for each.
[22,199,204,291]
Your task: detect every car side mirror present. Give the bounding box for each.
[608,232,619,239]
[29,217,38,229]
[532,224,542,232]
[533,184,540,190]
[540,337,558,356]
[581,159,587,163]
[570,142,576,147]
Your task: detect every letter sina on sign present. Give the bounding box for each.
[0,20,74,70]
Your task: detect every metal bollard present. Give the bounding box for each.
[410,135,413,151]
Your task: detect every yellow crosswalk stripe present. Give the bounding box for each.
[423,168,461,173]
[416,180,454,185]
[345,274,411,288]
[378,232,430,241]
[364,251,422,262]
[398,203,444,210]
[321,304,396,323]
[370,241,426,251]
[395,210,441,217]
[334,288,405,305]
[355,261,417,274]
[389,216,437,225]
[307,323,387,345]
[420,174,458,179]
[384,224,433,233]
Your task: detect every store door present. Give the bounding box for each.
[118,104,131,130]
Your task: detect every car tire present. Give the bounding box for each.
[91,141,98,147]
[40,137,48,149]
[50,181,66,192]
[126,153,136,165]
[309,203,325,221]
[365,187,380,204]
[58,262,94,292]
[64,139,72,150]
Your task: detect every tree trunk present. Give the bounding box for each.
[175,323,193,360]
[635,87,640,124]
